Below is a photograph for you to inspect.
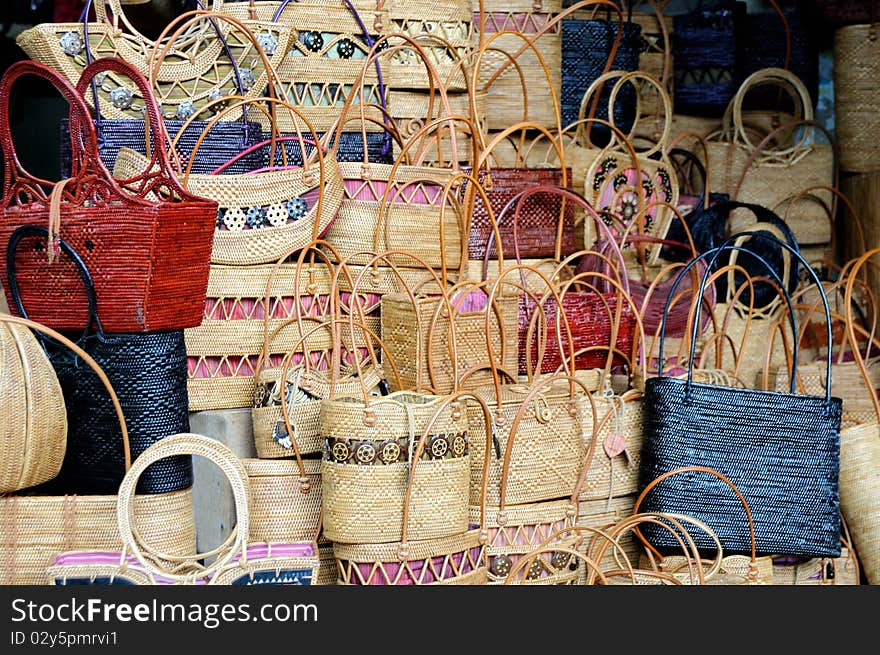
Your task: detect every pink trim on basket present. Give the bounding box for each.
[475,12,556,35]
[342,179,443,204]
[348,546,482,585]
[187,348,372,379]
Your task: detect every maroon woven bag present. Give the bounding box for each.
[488,184,637,376]
[464,166,581,260]
[0,58,217,332]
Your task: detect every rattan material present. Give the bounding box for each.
[315,543,337,585]
[0,317,67,493]
[475,0,564,130]
[705,69,834,245]
[638,551,775,586]
[466,377,591,506]
[575,494,639,574]
[333,528,486,584]
[320,392,470,544]
[388,90,487,160]
[839,421,880,584]
[834,24,880,173]
[772,547,859,586]
[0,59,218,333]
[243,458,322,544]
[185,263,379,411]
[381,290,519,394]
[473,499,581,585]
[322,162,464,271]
[386,0,474,91]
[16,7,292,122]
[222,0,392,134]
[113,136,345,266]
[578,390,643,502]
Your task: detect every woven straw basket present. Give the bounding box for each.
[466,375,594,507]
[772,547,860,586]
[320,392,470,544]
[386,0,474,91]
[242,458,323,545]
[222,0,392,134]
[186,262,378,411]
[0,315,195,585]
[575,494,639,576]
[17,7,291,122]
[705,69,834,245]
[0,316,67,493]
[474,0,565,131]
[834,24,880,173]
[839,422,880,584]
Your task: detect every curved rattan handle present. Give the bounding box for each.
[844,248,880,422]
[0,60,102,198]
[633,466,761,579]
[93,0,225,38]
[503,545,609,585]
[116,433,251,584]
[0,312,130,471]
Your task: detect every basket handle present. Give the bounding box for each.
[844,248,880,422]
[633,466,762,581]
[116,433,253,584]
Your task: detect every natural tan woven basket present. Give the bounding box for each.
[834,24,880,173]
[222,0,392,133]
[186,253,379,411]
[0,315,67,493]
[473,0,565,131]
[705,69,834,245]
[0,315,195,585]
[386,0,474,91]
[243,458,322,545]
[575,494,639,574]
[320,390,470,544]
[17,6,291,122]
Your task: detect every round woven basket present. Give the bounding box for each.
[834,24,880,173]
[243,458,323,544]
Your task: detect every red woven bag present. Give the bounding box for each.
[0,58,217,332]
[487,184,638,375]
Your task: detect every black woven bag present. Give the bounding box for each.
[640,235,842,558]
[59,116,266,178]
[5,225,192,495]
[735,6,818,113]
[672,0,746,116]
[560,13,642,142]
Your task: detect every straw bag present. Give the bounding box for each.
[7,223,190,496]
[222,0,391,133]
[560,3,641,135]
[333,393,494,585]
[833,23,880,173]
[320,365,471,543]
[632,1,673,105]
[16,3,292,123]
[50,434,319,586]
[465,125,578,262]
[634,467,774,585]
[185,240,381,411]
[575,494,639,572]
[835,249,880,583]
[576,72,680,262]
[671,0,743,116]
[641,239,842,558]
[0,315,195,585]
[0,58,217,333]
[243,458,322,546]
[386,0,474,91]
[0,313,67,494]
[704,70,834,245]
[472,377,598,584]
[56,5,272,177]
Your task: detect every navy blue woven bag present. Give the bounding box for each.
[639,234,842,558]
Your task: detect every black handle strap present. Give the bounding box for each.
[5,224,104,349]
[657,232,833,402]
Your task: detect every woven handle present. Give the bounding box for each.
[503,545,609,585]
[729,67,814,153]
[606,70,673,158]
[0,61,106,199]
[72,57,194,200]
[723,220,794,312]
[116,433,251,584]
[634,466,761,579]
[93,0,225,32]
